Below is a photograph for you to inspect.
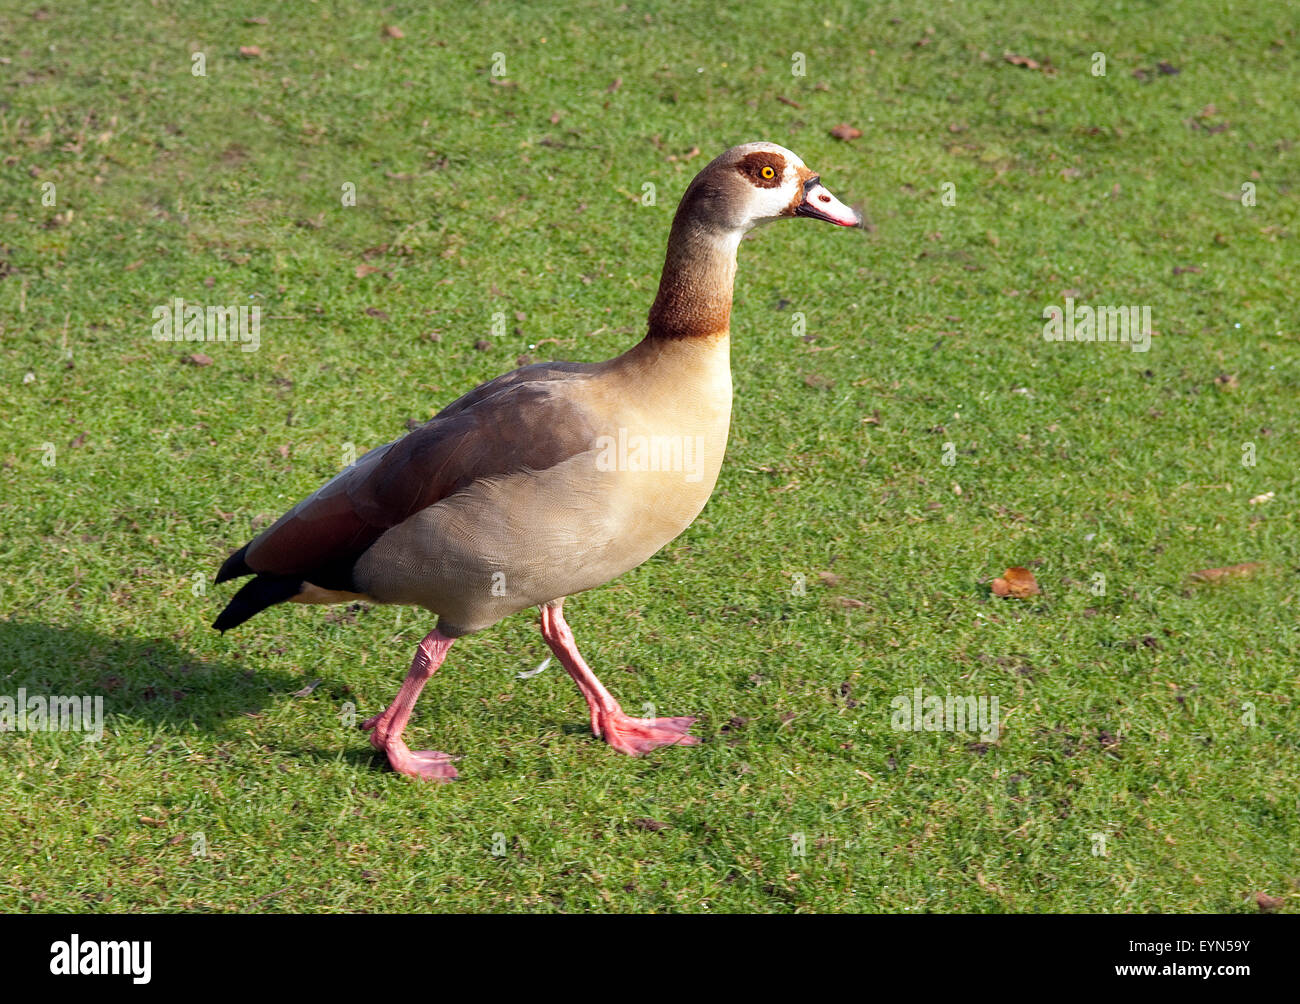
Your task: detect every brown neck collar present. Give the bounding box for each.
[645,209,741,341]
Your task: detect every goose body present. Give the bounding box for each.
[214,142,860,779]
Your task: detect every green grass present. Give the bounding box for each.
[1,0,1297,913]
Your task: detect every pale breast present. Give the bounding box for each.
[354,349,733,634]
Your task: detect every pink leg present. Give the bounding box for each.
[361,627,459,781]
[539,602,699,756]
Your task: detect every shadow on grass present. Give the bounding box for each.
[0,619,612,775]
[0,618,322,733]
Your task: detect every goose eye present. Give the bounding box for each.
[760,166,776,180]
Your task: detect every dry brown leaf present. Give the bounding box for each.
[354,264,381,278]
[239,45,262,58]
[976,871,1004,895]
[991,566,1041,598]
[382,24,404,39]
[1004,51,1057,75]
[1187,562,1265,584]
[830,123,862,141]
[184,353,214,366]
[1255,892,1285,913]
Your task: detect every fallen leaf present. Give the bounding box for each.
[355,264,381,278]
[1187,562,1265,584]
[239,45,262,58]
[991,566,1041,598]
[976,871,1004,894]
[291,679,322,697]
[830,123,862,141]
[817,571,842,587]
[382,24,404,39]
[184,353,214,366]
[1004,51,1054,74]
[1248,492,1274,505]
[1255,892,1284,913]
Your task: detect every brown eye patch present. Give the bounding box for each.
[735,151,786,188]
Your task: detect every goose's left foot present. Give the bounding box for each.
[597,711,700,756]
[539,601,701,758]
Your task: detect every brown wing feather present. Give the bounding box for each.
[234,363,600,587]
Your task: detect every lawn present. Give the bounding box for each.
[1,0,1297,913]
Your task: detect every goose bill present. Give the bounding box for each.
[795,181,861,227]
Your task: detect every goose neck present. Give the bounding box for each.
[645,214,742,341]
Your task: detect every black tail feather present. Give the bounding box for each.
[212,575,302,632]
[215,544,253,584]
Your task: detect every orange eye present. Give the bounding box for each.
[760,166,776,180]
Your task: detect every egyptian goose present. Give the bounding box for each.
[213,142,860,780]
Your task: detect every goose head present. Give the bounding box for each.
[678,141,861,233]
